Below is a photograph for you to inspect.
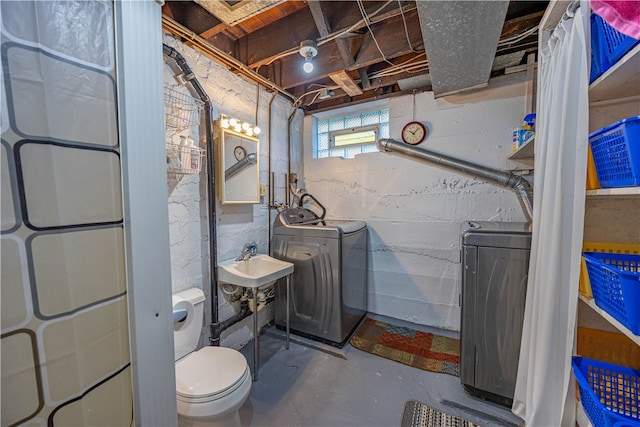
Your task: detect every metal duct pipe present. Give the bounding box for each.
[225,153,257,179]
[377,139,533,222]
[163,44,221,339]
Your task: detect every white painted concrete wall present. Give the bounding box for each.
[303,73,531,331]
[164,33,530,337]
[163,35,302,349]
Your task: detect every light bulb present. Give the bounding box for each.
[229,118,238,126]
[221,118,229,128]
[253,126,261,135]
[242,122,251,131]
[234,124,242,132]
[246,128,254,137]
[303,59,313,73]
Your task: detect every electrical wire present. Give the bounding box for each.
[306,91,322,106]
[397,0,423,53]
[368,52,427,79]
[356,0,413,75]
[252,0,395,70]
[498,26,539,46]
[292,85,340,108]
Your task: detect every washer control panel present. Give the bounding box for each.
[283,208,320,224]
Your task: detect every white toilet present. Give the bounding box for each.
[173,288,252,427]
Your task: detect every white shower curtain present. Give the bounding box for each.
[512,3,590,426]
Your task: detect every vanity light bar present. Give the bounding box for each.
[220,115,261,137]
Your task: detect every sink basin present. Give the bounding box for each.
[218,254,294,288]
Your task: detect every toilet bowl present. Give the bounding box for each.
[173,288,251,427]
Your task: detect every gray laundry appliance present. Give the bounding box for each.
[460,221,531,406]
[272,199,367,347]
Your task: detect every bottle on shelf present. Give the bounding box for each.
[179,135,191,171]
[187,137,200,172]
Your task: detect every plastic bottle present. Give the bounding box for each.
[179,135,190,170]
[187,137,199,172]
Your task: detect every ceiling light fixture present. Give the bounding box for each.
[299,40,317,74]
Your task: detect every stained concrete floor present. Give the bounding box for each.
[238,314,524,427]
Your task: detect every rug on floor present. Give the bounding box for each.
[350,317,460,376]
[401,400,479,427]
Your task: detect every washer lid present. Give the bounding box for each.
[175,346,248,399]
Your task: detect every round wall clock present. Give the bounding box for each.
[401,121,427,145]
[233,145,247,161]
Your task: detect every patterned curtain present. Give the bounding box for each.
[1,2,133,426]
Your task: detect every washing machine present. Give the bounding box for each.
[460,221,531,406]
[272,205,367,347]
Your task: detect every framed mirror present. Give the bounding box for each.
[217,117,260,204]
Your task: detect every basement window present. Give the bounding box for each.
[315,108,389,159]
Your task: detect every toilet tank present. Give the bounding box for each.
[172,288,206,361]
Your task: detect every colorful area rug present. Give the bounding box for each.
[350,317,460,376]
[401,400,479,427]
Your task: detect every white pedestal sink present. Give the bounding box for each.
[218,254,294,380]
[218,254,293,288]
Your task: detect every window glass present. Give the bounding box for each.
[314,108,389,159]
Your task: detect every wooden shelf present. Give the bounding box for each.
[590,44,640,102]
[508,136,535,160]
[586,187,640,197]
[579,294,640,346]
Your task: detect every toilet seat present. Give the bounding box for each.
[176,346,249,403]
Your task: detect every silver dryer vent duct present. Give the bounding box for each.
[377,139,533,223]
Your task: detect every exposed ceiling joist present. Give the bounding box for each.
[162,0,549,112]
[328,70,364,96]
[308,1,355,69]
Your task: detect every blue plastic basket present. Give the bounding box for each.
[589,117,640,188]
[590,13,640,82]
[572,356,640,427]
[590,14,604,83]
[583,252,640,335]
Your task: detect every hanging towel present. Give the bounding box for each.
[591,0,640,39]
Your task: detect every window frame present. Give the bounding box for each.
[313,102,389,160]
[329,124,380,149]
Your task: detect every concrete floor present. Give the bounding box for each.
[238,314,524,427]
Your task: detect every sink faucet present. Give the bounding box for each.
[236,242,257,261]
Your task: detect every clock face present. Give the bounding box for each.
[233,146,246,161]
[402,121,427,145]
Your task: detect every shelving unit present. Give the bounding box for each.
[508,136,534,160]
[589,44,640,102]
[579,295,640,346]
[538,4,640,426]
[586,187,640,196]
[578,17,640,427]
[163,84,205,175]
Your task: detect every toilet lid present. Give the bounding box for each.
[176,346,248,399]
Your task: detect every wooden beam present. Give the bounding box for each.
[236,8,320,67]
[308,0,354,68]
[353,9,423,70]
[358,68,371,89]
[328,70,363,96]
[199,22,229,40]
[245,2,415,70]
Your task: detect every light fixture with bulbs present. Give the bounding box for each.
[299,40,317,74]
[219,115,261,138]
